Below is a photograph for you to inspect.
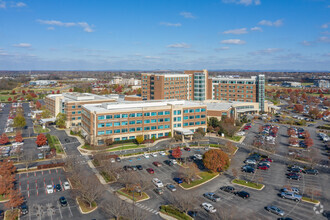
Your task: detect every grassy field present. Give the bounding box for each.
[117,188,149,202]
[180,171,218,189]
[48,135,63,153]
[107,143,146,152]
[232,179,264,190]
[0,94,15,102]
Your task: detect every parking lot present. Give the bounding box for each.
[17,168,83,220]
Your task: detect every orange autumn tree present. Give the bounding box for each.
[36,133,47,147]
[0,133,9,145]
[15,132,23,143]
[5,189,24,210]
[203,149,230,172]
[0,159,16,197]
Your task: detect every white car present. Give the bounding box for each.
[236,131,245,136]
[201,203,216,213]
[194,154,203,160]
[46,185,54,194]
[151,152,158,157]
[159,151,166,156]
[245,159,256,165]
[171,159,178,164]
[110,158,115,163]
[63,182,70,190]
[143,154,150,159]
[152,178,164,187]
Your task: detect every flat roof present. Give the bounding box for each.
[174,128,194,135]
[47,93,115,102]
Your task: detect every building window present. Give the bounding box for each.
[98,115,105,120]
[78,117,81,120]
[106,130,112,134]
[78,111,81,114]
[114,114,121,118]
[151,112,157,116]
[144,127,150,131]
[164,111,170,115]
[136,113,143,117]
[98,123,105,128]
[158,133,163,138]
[129,128,135,132]
[72,106,75,109]
[158,125,164,129]
[72,117,76,120]
[144,120,150,124]
[144,112,150,116]
[158,118,164,122]
[201,108,206,112]
[158,111,164,116]
[129,121,135,125]
[129,136,135,140]
[129,113,135,117]
[136,120,142,124]
[189,116,194,119]
[114,122,120,126]
[114,129,120,133]
[151,119,157,123]
[106,115,112,119]
[122,137,127,140]
[195,109,200,113]
[183,109,189,113]
[189,109,194,113]
[72,111,76,115]
[165,118,170,122]
[183,123,188,126]
[122,128,128,133]
[121,121,128,126]
[97,131,104,135]
[106,123,112,127]
[183,116,188,120]
[165,125,170,128]
[201,115,206,118]
[122,114,128,118]
[136,127,142,131]
[189,122,194,126]
[114,138,120,141]
[195,121,201,125]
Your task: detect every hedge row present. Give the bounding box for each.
[160,205,191,220]
[37,163,64,169]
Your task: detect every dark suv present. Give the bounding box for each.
[220,186,236,193]
[20,204,28,215]
[235,191,250,199]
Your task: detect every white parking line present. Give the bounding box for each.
[58,204,63,219]
[67,203,73,217]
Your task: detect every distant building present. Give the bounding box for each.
[79,78,97,81]
[281,81,301,88]
[314,80,329,88]
[110,77,141,86]
[29,80,57,86]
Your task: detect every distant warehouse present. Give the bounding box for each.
[29,80,57,86]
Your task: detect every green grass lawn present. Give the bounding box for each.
[232,179,264,190]
[160,205,192,220]
[34,125,50,133]
[0,194,8,202]
[48,135,63,153]
[107,144,146,152]
[180,171,218,189]
[117,188,149,201]
[77,198,97,213]
[302,197,319,204]
[226,136,242,142]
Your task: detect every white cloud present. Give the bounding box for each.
[250,48,282,55]
[37,19,94,32]
[145,56,161,59]
[301,40,312,46]
[215,47,230,51]
[47,27,55,30]
[251,26,262,32]
[13,43,31,48]
[14,2,26,7]
[222,0,261,6]
[258,19,283,27]
[180,12,195,19]
[0,0,6,8]
[0,1,27,8]
[167,43,191,48]
[221,39,246,45]
[223,28,248,34]
[318,36,330,43]
[321,23,330,29]
[160,22,182,27]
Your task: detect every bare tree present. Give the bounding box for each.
[169,191,196,214]
[210,206,239,220]
[101,196,128,220]
[180,162,199,184]
[100,160,122,182]
[193,132,203,146]
[22,151,34,170]
[308,148,320,168]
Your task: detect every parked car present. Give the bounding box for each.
[258,165,269,170]
[184,147,191,151]
[46,185,54,194]
[235,191,250,199]
[55,184,62,192]
[265,206,284,216]
[245,159,257,165]
[159,151,166,156]
[278,218,293,220]
[151,152,158,157]
[302,169,318,175]
[59,196,68,207]
[152,178,164,187]
[203,192,220,202]
[280,192,302,201]
[20,204,28,215]
[136,165,143,170]
[188,211,198,218]
[242,166,255,173]
[164,160,174,166]
[131,166,137,171]
[173,177,183,184]
[123,166,133,171]
[63,181,70,190]
[288,167,303,173]
[167,184,176,192]
[201,203,216,213]
[153,162,162,167]
[171,159,178,164]
[143,154,150,159]
[286,173,301,180]
[282,187,300,194]
[194,154,203,160]
[154,188,164,195]
[146,168,154,174]
[220,186,236,193]
[116,157,121,162]
[110,158,115,163]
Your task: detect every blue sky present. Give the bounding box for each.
[0,0,329,71]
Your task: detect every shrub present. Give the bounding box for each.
[160,205,190,220]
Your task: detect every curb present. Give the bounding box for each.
[302,198,320,205]
[116,189,150,203]
[76,198,98,214]
[231,180,265,191]
[159,211,180,220]
[179,173,219,190]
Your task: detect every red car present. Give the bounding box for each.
[244,126,250,130]
[184,147,191,151]
[153,162,162,167]
[261,158,273,163]
[146,168,154,174]
[258,165,269,170]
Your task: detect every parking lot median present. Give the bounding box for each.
[180,171,219,190]
[232,179,264,190]
[76,197,97,214]
[117,188,149,202]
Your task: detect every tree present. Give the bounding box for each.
[171,147,182,159]
[41,109,52,118]
[56,113,66,128]
[294,104,304,113]
[287,128,296,137]
[169,192,197,214]
[11,90,16,95]
[13,114,26,129]
[0,160,16,196]
[0,133,9,145]
[303,131,310,139]
[56,90,60,94]
[5,189,24,210]
[196,127,205,136]
[15,132,23,143]
[136,135,144,145]
[168,131,172,137]
[309,108,320,119]
[35,101,42,109]
[180,162,199,184]
[289,137,298,146]
[102,197,128,220]
[7,97,12,102]
[36,133,47,146]
[193,132,203,146]
[69,88,73,92]
[203,149,230,172]
[208,117,220,128]
[304,138,314,148]
[22,90,26,95]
